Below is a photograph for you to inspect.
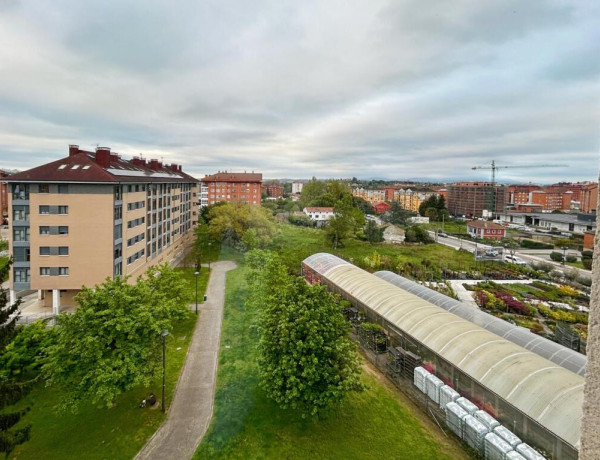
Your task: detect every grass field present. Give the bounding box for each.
[275,223,480,274]
[194,259,471,460]
[8,267,209,460]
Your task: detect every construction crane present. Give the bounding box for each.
[471,160,567,217]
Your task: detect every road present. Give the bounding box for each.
[429,231,592,277]
[136,260,237,460]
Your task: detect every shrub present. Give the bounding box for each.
[531,262,553,273]
[581,250,593,259]
[582,258,593,270]
[520,239,553,249]
[550,251,563,262]
[566,254,577,263]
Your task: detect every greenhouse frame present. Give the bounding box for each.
[302,253,583,459]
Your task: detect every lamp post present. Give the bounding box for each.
[208,242,212,270]
[194,268,200,314]
[161,330,169,413]
[562,246,568,266]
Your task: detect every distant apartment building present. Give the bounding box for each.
[393,189,432,212]
[292,181,304,194]
[265,183,284,198]
[446,182,507,218]
[199,171,262,207]
[0,169,14,219]
[6,145,198,313]
[507,182,596,213]
[580,183,598,214]
[467,220,506,240]
[352,187,386,203]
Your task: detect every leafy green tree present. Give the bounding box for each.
[246,251,363,418]
[0,261,31,457]
[382,202,412,226]
[300,177,327,207]
[425,207,438,221]
[364,220,384,244]
[44,264,190,409]
[193,224,213,268]
[208,202,276,249]
[325,195,365,249]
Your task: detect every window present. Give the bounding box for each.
[14,247,30,262]
[14,268,30,283]
[40,267,51,276]
[58,226,68,235]
[13,206,29,221]
[40,246,50,256]
[40,226,50,235]
[58,184,68,194]
[14,227,30,241]
[59,246,69,256]
[114,206,122,220]
[39,205,50,214]
[58,206,68,215]
[39,184,50,193]
[59,267,69,276]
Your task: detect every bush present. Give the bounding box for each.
[582,258,593,270]
[549,251,563,262]
[582,250,593,259]
[531,262,553,273]
[520,239,553,249]
[566,254,577,263]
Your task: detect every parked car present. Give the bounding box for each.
[484,250,499,257]
[505,255,527,266]
[438,232,448,238]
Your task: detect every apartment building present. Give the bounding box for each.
[446,182,507,218]
[0,169,11,220]
[265,183,284,198]
[393,189,432,212]
[6,145,199,313]
[199,171,262,207]
[292,181,304,194]
[352,187,386,203]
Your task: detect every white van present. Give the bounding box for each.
[505,255,527,266]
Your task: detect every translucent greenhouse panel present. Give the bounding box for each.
[463,415,489,453]
[515,443,547,460]
[439,385,460,410]
[484,432,514,460]
[426,373,444,404]
[494,425,522,448]
[456,396,479,415]
[445,402,469,438]
[413,366,429,393]
[506,451,527,460]
[475,410,501,431]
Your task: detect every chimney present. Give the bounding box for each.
[149,159,161,171]
[69,144,79,157]
[95,147,111,168]
[168,163,178,172]
[178,165,182,172]
[109,153,119,163]
[131,157,147,168]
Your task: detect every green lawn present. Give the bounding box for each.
[7,267,210,460]
[194,260,470,460]
[418,220,467,235]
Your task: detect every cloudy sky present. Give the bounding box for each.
[0,0,598,182]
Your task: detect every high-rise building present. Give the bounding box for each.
[292,181,304,194]
[6,145,199,313]
[446,182,507,218]
[199,171,262,207]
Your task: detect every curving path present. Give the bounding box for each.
[136,260,237,460]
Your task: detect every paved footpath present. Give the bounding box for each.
[136,260,237,460]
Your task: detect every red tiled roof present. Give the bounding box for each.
[467,220,505,230]
[305,207,334,212]
[201,172,262,183]
[5,146,199,184]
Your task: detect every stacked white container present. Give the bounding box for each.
[484,432,513,460]
[439,385,460,410]
[494,425,522,449]
[475,410,501,431]
[426,373,444,404]
[456,396,478,415]
[413,366,429,393]
[516,443,547,460]
[445,402,469,438]
[463,415,489,452]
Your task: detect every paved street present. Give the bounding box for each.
[136,260,237,460]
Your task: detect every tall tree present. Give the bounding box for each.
[246,251,363,418]
[44,264,190,409]
[382,202,412,226]
[300,177,327,207]
[0,261,31,457]
[364,220,384,244]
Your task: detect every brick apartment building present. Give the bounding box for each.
[446,182,507,218]
[265,183,284,198]
[6,145,199,313]
[507,182,597,213]
[199,171,262,207]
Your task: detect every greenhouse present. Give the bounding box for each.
[302,253,583,459]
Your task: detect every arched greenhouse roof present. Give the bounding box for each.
[303,253,583,449]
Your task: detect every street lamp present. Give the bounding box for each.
[562,246,568,266]
[208,242,212,270]
[161,330,169,413]
[194,269,200,314]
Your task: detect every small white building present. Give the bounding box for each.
[410,216,430,224]
[304,207,334,224]
[292,181,304,194]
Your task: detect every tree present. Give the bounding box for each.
[325,195,365,249]
[364,220,384,244]
[208,202,276,250]
[382,202,412,226]
[246,251,363,418]
[193,224,213,268]
[300,177,327,207]
[0,261,31,457]
[425,207,438,221]
[550,251,564,262]
[44,264,190,409]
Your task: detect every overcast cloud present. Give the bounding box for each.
[0,0,598,182]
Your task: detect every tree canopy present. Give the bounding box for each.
[246,250,363,418]
[44,264,190,410]
[418,195,447,220]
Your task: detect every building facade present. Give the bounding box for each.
[292,181,304,194]
[372,202,391,214]
[352,187,386,203]
[199,171,262,207]
[447,182,507,218]
[265,183,284,198]
[6,145,198,313]
[466,220,506,240]
[303,207,334,224]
